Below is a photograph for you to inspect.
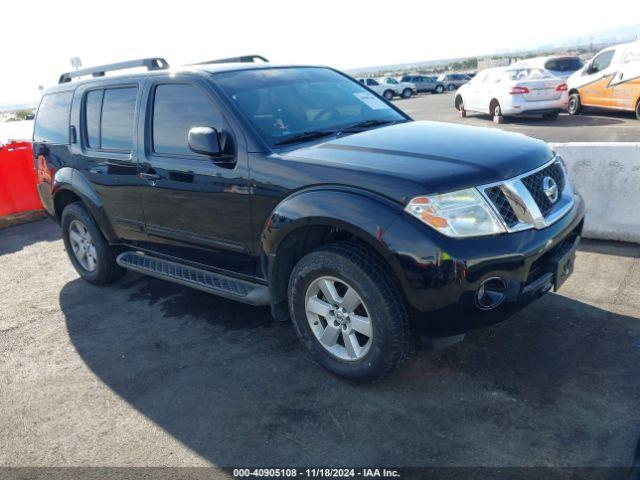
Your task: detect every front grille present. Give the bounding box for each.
[521,161,565,216]
[485,186,518,228]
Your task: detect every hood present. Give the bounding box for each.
[280,121,553,200]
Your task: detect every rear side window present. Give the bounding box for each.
[101,88,137,150]
[85,90,103,148]
[83,86,137,151]
[34,92,73,144]
[152,84,222,156]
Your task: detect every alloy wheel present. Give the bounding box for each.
[304,276,373,361]
[69,219,98,272]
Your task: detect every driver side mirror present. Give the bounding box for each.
[585,63,598,75]
[188,126,221,156]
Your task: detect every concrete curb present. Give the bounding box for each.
[552,143,640,244]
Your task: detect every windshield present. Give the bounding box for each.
[215,67,405,146]
[504,68,553,80]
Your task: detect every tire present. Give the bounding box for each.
[383,90,394,101]
[490,99,501,117]
[454,94,464,111]
[288,242,412,383]
[447,84,456,91]
[542,112,559,120]
[61,202,125,285]
[568,93,582,115]
[635,99,640,120]
[401,88,412,99]
[435,85,444,94]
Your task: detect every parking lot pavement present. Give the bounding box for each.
[396,92,639,143]
[1,219,639,469]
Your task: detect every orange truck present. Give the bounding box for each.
[567,41,640,120]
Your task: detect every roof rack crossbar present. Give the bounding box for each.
[58,57,170,84]
[190,55,269,66]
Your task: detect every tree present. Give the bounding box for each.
[15,109,34,120]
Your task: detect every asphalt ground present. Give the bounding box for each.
[395,91,639,143]
[1,218,639,476]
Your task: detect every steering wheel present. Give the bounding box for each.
[311,108,340,123]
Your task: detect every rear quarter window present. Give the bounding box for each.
[34,92,73,144]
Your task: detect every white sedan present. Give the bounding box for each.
[454,67,569,119]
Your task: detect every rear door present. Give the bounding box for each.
[579,49,616,107]
[136,75,255,276]
[69,80,147,242]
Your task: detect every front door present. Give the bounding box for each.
[136,77,255,277]
[579,50,616,107]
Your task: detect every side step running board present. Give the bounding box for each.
[116,251,269,306]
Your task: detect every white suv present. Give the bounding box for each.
[357,78,396,100]
[377,77,416,98]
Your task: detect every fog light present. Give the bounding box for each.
[475,277,506,310]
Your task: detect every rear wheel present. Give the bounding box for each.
[490,99,502,117]
[635,99,640,120]
[401,88,413,99]
[454,95,464,111]
[447,84,456,91]
[383,90,394,101]
[568,93,582,115]
[288,242,412,382]
[61,202,125,285]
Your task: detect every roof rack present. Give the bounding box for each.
[58,57,170,84]
[189,55,269,66]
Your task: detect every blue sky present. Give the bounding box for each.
[2,0,639,106]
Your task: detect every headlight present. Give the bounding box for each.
[405,188,506,238]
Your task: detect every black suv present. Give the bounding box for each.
[33,57,584,382]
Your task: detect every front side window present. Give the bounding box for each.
[591,51,615,73]
[152,84,222,156]
[34,92,73,144]
[386,78,399,84]
[215,67,405,146]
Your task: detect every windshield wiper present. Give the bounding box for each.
[275,130,336,146]
[338,119,406,133]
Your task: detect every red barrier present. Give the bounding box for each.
[0,142,43,216]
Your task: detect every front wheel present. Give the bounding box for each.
[61,202,125,285]
[288,242,412,382]
[568,93,582,115]
[401,88,413,99]
[383,90,394,101]
[435,85,444,94]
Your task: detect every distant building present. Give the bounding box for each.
[477,57,512,70]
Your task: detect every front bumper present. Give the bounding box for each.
[384,193,585,335]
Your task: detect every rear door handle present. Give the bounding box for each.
[139,172,161,180]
